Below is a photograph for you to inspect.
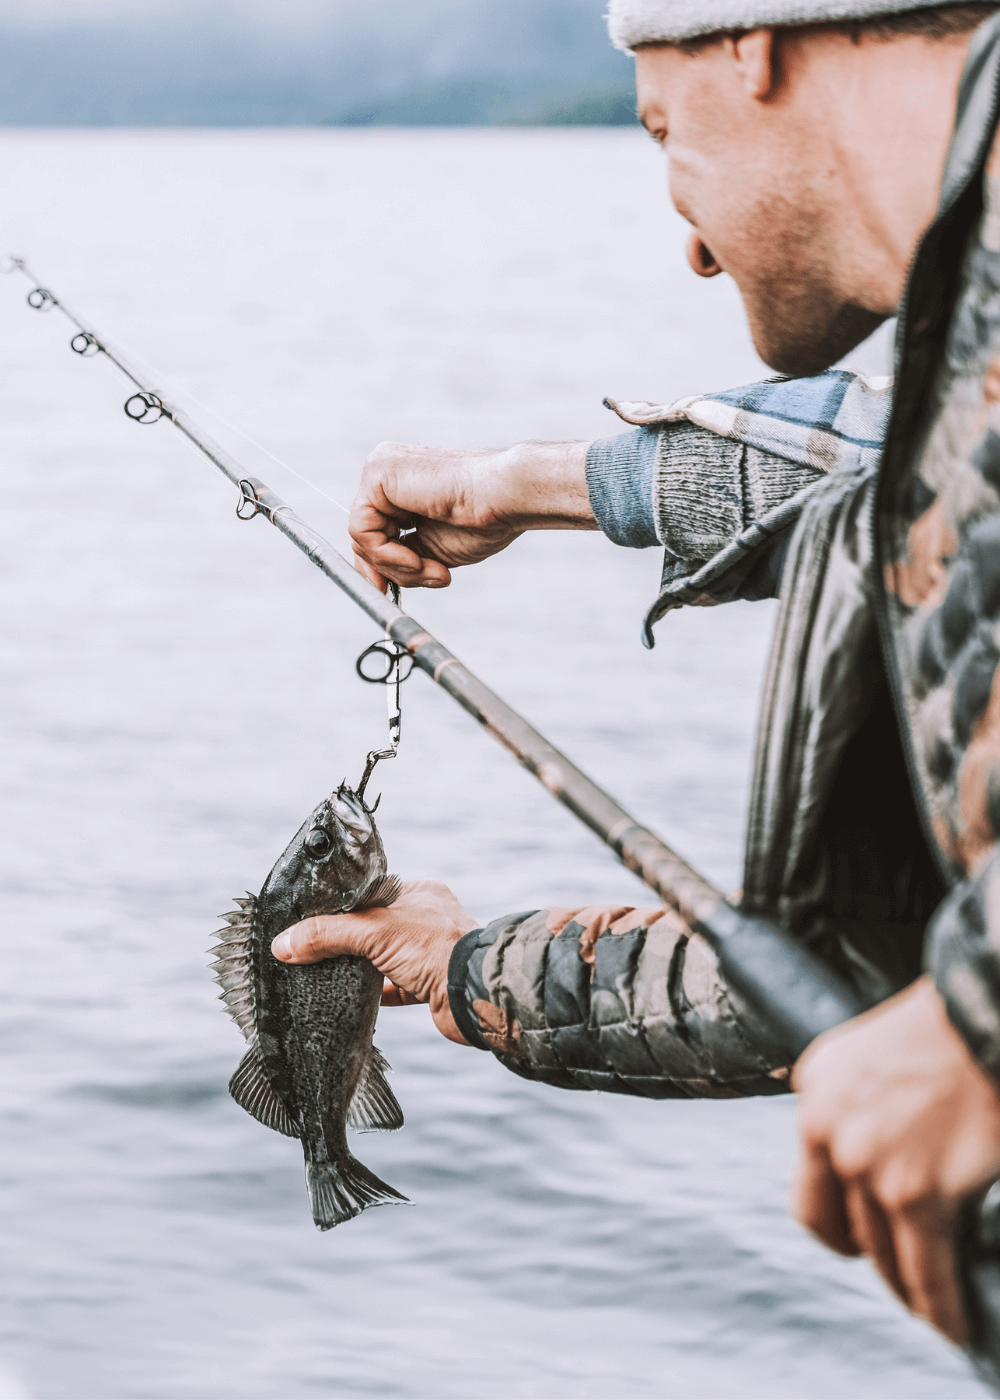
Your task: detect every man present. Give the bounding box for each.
[273,1,1000,1352]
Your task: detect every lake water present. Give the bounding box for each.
[0,128,988,1400]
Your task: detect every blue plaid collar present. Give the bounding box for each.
[606,369,892,475]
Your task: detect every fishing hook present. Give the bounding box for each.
[356,749,394,804]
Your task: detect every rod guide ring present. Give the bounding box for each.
[124,391,164,424]
[236,479,260,520]
[71,331,100,357]
[27,287,56,312]
[356,642,414,686]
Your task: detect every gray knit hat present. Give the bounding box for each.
[607,0,984,49]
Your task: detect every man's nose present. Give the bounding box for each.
[686,232,723,278]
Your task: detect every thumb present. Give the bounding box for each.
[271,912,379,965]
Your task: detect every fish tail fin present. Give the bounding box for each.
[306,1156,409,1231]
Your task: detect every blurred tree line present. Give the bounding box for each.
[0,0,636,126]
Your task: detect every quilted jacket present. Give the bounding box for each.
[446,14,1000,1093]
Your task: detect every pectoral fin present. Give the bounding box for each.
[347,1045,404,1132]
[356,873,403,910]
[229,1040,300,1139]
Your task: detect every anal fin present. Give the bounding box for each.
[229,1041,300,1139]
[347,1044,404,1132]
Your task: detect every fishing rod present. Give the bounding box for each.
[11,258,1000,1384]
[0,254,860,1053]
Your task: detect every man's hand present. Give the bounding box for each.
[349,439,595,591]
[792,975,1000,1344]
[270,878,479,1045]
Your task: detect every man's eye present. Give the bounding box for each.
[305,828,333,857]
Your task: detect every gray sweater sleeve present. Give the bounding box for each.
[584,429,660,547]
[585,421,828,563]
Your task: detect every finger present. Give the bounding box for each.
[843,1182,906,1301]
[357,534,452,588]
[350,527,423,576]
[792,1142,858,1256]
[272,912,381,965]
[891,1207,969,1345]
[350,494,455,586]
[349,499,423,571]
[381,978,421,1007]
[349,501,416,568]
[382,978,404,1005]
[352,549,389,594]
[366,532,450,582]
[352,536,451,590]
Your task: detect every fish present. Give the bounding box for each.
[210,780,407,1230]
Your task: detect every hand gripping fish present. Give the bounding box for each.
[210,782,407,1229]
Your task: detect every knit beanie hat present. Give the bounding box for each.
[607,0,987,49]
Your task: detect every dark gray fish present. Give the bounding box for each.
[210,782,406,1230]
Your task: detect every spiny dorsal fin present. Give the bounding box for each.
[356,872,403,911]
[209,894,256,1042]
[347,1044,404,1133]
[229,1039,299,1139]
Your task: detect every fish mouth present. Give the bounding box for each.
[327,788,374,846]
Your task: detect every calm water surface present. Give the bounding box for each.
[0,129,987,1399]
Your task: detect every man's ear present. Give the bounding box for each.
[729,29,777,101]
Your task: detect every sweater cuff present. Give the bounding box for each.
[585,428,660,548]
[447,929,490,1051]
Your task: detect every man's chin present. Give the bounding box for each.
[750,300,889,378]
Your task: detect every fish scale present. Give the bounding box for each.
[210,782,406,1228]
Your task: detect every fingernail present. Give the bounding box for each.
[271,932,292,960]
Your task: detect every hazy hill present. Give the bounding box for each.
[0,0,637,126]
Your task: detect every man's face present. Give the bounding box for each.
[635,40,887,375]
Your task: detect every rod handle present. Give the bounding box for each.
[695,900,1000,1380]
[695,901,867,1060]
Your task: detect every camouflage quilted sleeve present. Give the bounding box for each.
[446,903,793,1098]
[927,852,1000,1082]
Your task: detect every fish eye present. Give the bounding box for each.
[304,828,333,857]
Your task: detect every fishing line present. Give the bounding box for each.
[128,358,354,519]
[0,253,795,933]
[0,259,864,1037]
[11,260,1000,1373]
[1,255,354,519]
[2,253,406,777]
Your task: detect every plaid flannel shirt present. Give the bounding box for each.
[585,367,894,644]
